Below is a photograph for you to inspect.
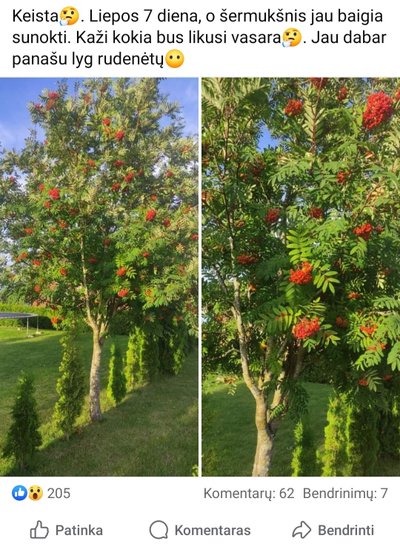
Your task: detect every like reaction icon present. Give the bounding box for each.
[30,521,49,540]
[12,485,28,501]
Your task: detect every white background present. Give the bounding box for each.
[0,0,399,76]
[1,0,400,541]
[2,477,398,542]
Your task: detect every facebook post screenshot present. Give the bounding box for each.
[0,0,399,541]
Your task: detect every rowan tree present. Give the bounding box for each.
[1,78,198,421]
[203,77,400,476]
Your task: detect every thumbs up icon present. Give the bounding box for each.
[12,485,28,501]
[30,521,49,539]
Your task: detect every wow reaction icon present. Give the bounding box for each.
[29,485,43,501]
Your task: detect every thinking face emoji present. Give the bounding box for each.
[29,486,43,501]
[60,7,79,26]
[165,50,184,68]
[282,28,302,47]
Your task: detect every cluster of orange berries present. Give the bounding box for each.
[48,188,60,200]
[284,99,303,116]
[237,254,258,265]
[117,288,129,298]
[145,209,157,222]
[360,324,377,336]
[309,78,329,90]
[359,374,393,387]
[363,91,394,130]
[264,208,280,224]
[289,262,313,285]
[292,317,320,339]
[309,207,324,219]
[335,316,348,329]
[348,292,361,300]
[116,267,127,277]
[337,170,351,184]
[337,87,348,101]
[367,343,386,352]
[353,223,373,241]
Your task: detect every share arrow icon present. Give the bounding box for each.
[292,521,312,539]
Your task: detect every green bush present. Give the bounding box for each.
[345,405,379,476]
[140,329,160,383]
[125,327,142,390]
[322,392,380,476]
[159,322,189,376]
[322,393,348,476]
[53,330,86,438]
[159,335,175,375]
[379,400,400,459]
[2,373,42,470]
[291,419,318,476]
[107,343,127,405]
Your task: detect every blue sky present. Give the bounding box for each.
[259,127,278,150]
[0,78,198,150]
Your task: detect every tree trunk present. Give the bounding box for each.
[252,394,274,476]
[89,328,103,422]
[225,239,275,476]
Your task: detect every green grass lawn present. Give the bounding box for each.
[202,376,400,476]
[0,327,198,476]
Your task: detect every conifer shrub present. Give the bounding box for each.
[2,373,42,470]
[107,342,127,404]
[345,404,379,476]
[125,327,143,389]
[322,393,348,476]
[53,330,85,438]
[291,418,318,476]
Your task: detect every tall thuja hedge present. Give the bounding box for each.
[159,335,175,375]
[140,328,160,382]
[379,398,400,459]
[172,320,191,373]
[125,326,160,386]
[345,404,379,476]
[107,343,127,405]
[125,326,142,389]
[322,391,380,476]
[322,393,348,476]
[291,418,318,476]
[53,329,85,438]
[159,319,190,375]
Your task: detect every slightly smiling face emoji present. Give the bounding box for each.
[29,486,43,501]
[283,28,302,47]
[60,7,79,26]
[165,50,184,68]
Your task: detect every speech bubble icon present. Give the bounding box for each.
[149,520,169,539]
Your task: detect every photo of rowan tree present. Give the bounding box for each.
[0,78,198,476]
[202,78,400,476]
